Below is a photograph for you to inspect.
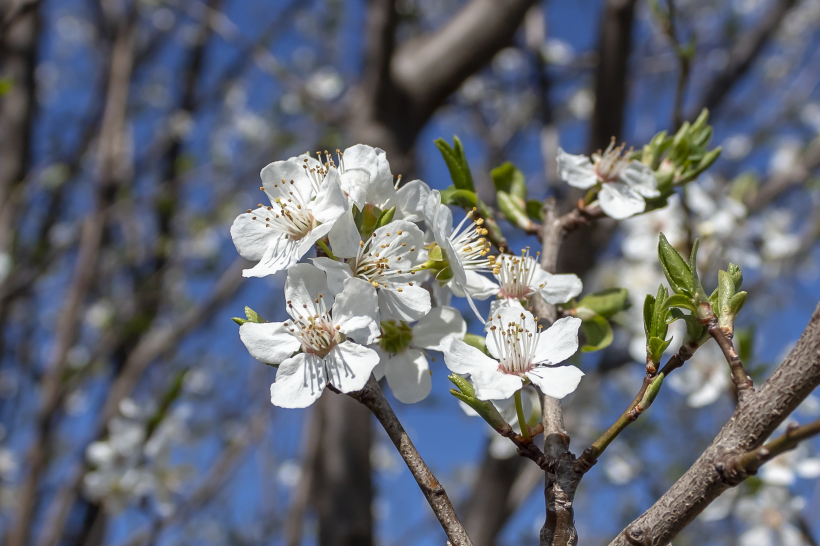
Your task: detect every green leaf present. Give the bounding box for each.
[462,333,489,355]
[728,263,743,289]
[232,317,247,325]
[577,288,630,319]
[526,199,545,221]
[440,186,478,208]
[658,233,692,296]
[490,162,527,201]
[652,284,669,340]
[679,314,706,342]
[245,306,267,323]
[729,292,747,316]
[497,191,533,231]
[375,206,396,229]
[648,336,672,361]
[581,315,613,352]
[643,294,656,337]
[435,136,475,192]
[665,294,696,312]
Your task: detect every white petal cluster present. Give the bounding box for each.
[232,144,587,410]
[442,307,583,401]
[557,143,660,220]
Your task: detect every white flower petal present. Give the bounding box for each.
[372,346,388,380]
[533,270,583,304]
[285,263,330,315]
[526,365,583,399]
[393,179,431,222]
[333,277,379,345]
[598,182,646,220]
[441,337,498,376]
[385,349,432,404]
[620,161,660,198]
[260,158,313,203]
[473,370,524,401]
[532,316,581,365]
[240,232,297,277]
[270,353,327,409]
[230,208,278,262]
[460,270,499,300]
[310,169,348,224]
[556,148,598,189]
[423,190,453,244]
[378,284,431,322]
[311,257,354,295]
[294,221,334,262]
[239,322,301,365]
[326,341,380,393]
[486,307,538,358]
[412,306,466,351]
[327,208,361,258]
[339,169,369,208]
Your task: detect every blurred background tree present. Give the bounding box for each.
[0,0,819,545]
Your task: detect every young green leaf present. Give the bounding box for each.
[577,288,630,319]
[435,136,475,192]
[490,162,527,201]
[581,315,614,352]
[374,206,396,229]
[440,186,478,208]
[497,191,533,231]
[658,233,693,296]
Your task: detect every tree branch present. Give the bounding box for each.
[348,376,473,546]
[391,0,537,126]
[730,418,820,476]
[707,317,755,400]
[690,0,797,118]
[608,303,820,546]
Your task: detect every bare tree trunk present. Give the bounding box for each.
[587,0,637,154]
[314,393,374,546]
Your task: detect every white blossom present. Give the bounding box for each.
[328,144,431,256]
[489,249,582,310]
[230,154,348,277]
[373,306,467,404]
[423,190,497,318]
[239,264,380,408]
[442,308,583,400]
[313,220,430,322]
[556,143,660,220]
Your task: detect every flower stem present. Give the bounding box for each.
[514,390,530,440]
[315,239,337,260]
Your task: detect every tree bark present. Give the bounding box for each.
[609,304,820,546]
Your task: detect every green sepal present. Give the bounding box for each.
[436,266,454,283]
[581,315,613,352]
[245,306,267,323]
[440,186,478,208]
[232,317,247,325]
[435,136,475,192]
[428,245,444,262]
[490,162,527,201]
[497,191,533,231]
[375,206,396,230]
[462,333,489,356]
[576,288,630,319]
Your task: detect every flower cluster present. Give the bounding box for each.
[232,145,586,409]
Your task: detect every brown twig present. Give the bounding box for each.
[348,376,473,546]
[706,317,754,400]
[727,418,820,479]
